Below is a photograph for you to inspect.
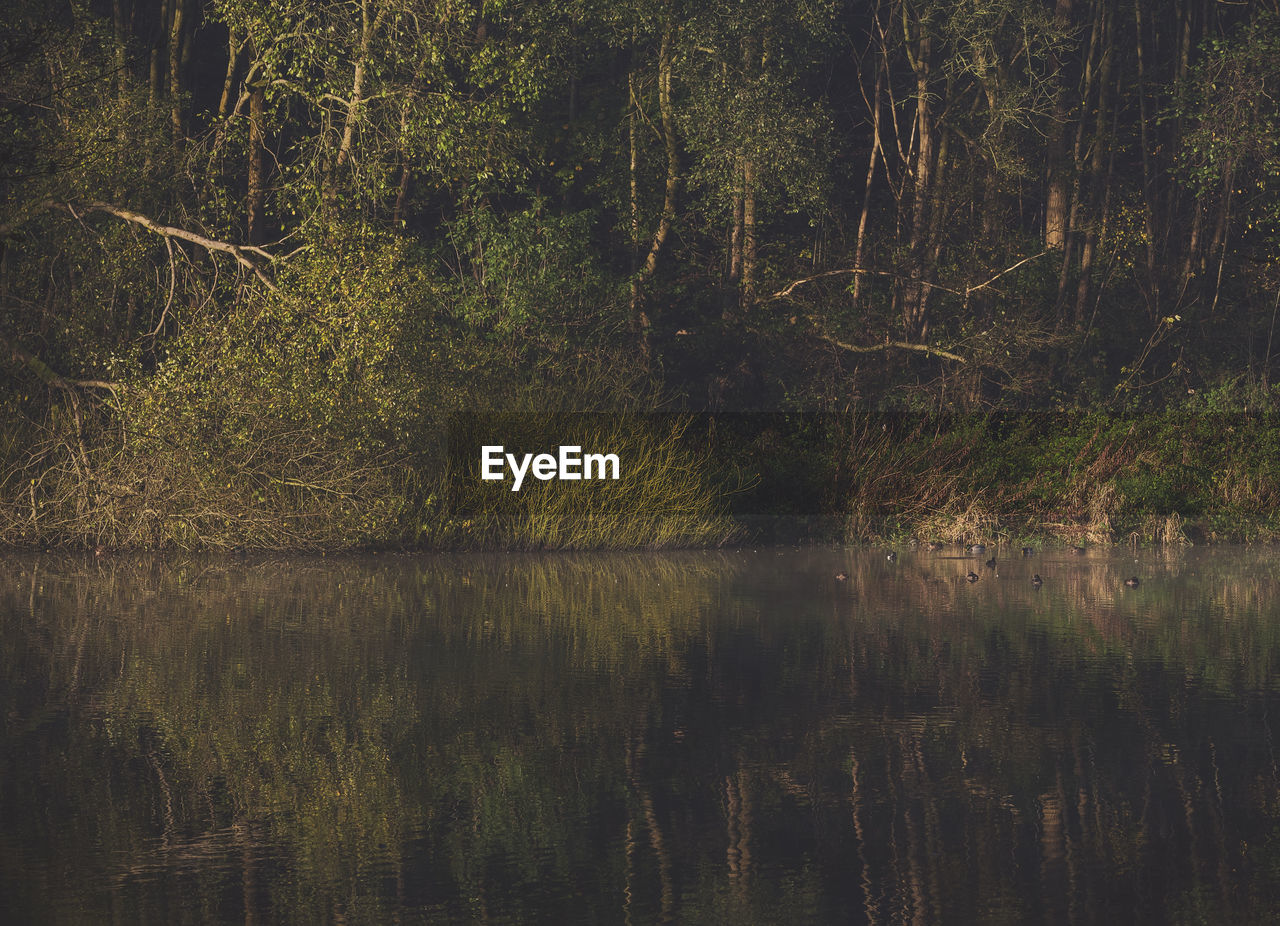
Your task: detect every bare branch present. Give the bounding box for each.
[963,250,1051,302]
[3,199,278,290]
[768,268,963,301]
[63,202,278,291]
[816,329,966,363]
[149,236,177,338]
[769,250,1052,305]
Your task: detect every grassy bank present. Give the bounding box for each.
[0,401,738,552]
[722,386,1280,546]
[4,379,1279,551]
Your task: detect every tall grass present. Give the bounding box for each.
[436,410,737,550]
[7,377,1280,550]
[0,373,736,551]
[825,389,1280,544]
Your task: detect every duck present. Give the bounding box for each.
[1124,576,1140,588]
[1021,547,1034,557]
[1032,574,1043,587]
[1070,545,1086,555]
[927,541,944,551]
[966,571,980,583]
[970,544,986,555]
[985,557,997,569]
[835,571,848,581]
[886,552,897,562]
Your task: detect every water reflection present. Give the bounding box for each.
[2,547,1280,923]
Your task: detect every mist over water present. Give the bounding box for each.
[2,546,1279,924]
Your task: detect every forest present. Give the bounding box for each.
[3,0,1280,549]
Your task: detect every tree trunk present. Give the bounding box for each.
[902,28,934,342]
[1044,0,1075,251]
[851,60,884,309]
[111,0,129,94]
[1075,1,1114,327]
[247,71,266,245]
[725,160,743,316]
[391,87,415,224]
[1132,0,1160,317]
[336,0,376,176]
[1208,167,1234,318]
[149,0,170,106]
[640,25,677,284]
[168,0,186,139]
[741,158,756,310]
[628,64,649,360]
[217,31,241,121]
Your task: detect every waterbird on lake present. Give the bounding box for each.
[970,544,986,555]
[1070,545,1086,555]
[835,571,848,581]
[886,552,897,562]
[1125,576,1140,587]
[927,541,944,551]
[1022,547,1034,557]
[1032,574,1043,586]
[985,557,997,569]
[967,571,980,582]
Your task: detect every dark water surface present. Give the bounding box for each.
[3,546,1280,924]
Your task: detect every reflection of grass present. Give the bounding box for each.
[5,550,1280,922]
[0,552,747,923]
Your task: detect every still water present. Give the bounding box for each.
[2,546,1280,924]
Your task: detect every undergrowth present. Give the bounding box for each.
[4,377,1278,550]
[824,386,1280,545]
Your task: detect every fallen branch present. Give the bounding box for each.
[961,250,1049,307]
[816,330,966,363]
[769,268,963,302]
[768,251,1051,305]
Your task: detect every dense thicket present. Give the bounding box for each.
[3,0,1280,547]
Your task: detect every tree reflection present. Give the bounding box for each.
[2,550,1280,923]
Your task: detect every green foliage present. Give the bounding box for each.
[1174,14,1280,252]
[447,201,617,342]
[5,0,1280,549]
[933,0,1069,178]
[677,0,836,217]
[660,383,1280,545]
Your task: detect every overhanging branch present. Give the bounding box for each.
[961,250,1050,307]
[1,199,278,292]
[64,203,278,291]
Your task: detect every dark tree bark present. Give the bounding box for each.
[247,65,266,246]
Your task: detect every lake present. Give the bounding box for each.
[2,546,1279,924]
